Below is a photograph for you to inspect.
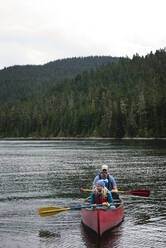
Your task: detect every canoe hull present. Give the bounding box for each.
[81,203,124,236]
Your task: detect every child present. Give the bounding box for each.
[90,180,115,208]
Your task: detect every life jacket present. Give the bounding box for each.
[98,172,113,190]
[94,191,108,204]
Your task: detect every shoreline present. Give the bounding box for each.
[0,137,166,140]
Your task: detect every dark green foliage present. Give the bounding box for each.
[0,56,118,103]
[0,50,165,138]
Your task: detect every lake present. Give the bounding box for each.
[0,139,166,248]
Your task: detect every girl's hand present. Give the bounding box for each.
[102,202,109,206]
[110,205,116,209]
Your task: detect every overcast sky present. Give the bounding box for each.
[0,0,166,69]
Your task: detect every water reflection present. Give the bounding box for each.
[39,230,61,239]
[134,213,150,225]
[39,230,61,247]
[81,222,124,248]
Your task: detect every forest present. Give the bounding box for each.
[0,56,118,103]
[0,50,165,138]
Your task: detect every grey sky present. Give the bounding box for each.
[0,0,166,69]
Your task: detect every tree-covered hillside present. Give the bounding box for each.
[0,50,165,138]
[0,56,118,103]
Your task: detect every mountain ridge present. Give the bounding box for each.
[0,56,119,103]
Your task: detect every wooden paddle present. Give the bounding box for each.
[39,204,103,217]
[80,188,150,197]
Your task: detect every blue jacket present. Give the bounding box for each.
[93,173,116,190]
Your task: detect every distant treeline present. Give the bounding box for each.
[0,50,165,138]
[0,56,118,103]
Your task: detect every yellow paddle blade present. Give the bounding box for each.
[39,210,60,217]
[39,207,70,217]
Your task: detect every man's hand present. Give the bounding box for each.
[111,186,118,192]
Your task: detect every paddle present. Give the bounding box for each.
[80,188,150,197]
[39,204,103,217]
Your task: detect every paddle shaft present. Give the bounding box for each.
[39,204,103,217]
[41,204,102,213]
[80,188,150,197]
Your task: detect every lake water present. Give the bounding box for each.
[0,139,166,248]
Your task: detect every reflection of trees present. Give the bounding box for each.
[39,230,61,238]
[39,230,61,247]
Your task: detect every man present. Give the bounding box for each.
[93,164,119,198]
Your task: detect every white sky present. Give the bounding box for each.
[0,0,166,69]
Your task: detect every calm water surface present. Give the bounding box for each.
[0,139,166,248]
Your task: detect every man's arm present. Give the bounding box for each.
[111,185,118,192]
[109,175,118,192]
[92,175,99,188]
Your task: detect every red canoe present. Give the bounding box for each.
[81,199,124,236]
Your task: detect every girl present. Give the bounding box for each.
[90,180,115,208]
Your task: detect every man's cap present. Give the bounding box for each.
[101,164,108,170]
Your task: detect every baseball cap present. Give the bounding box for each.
[101,164,108,170]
